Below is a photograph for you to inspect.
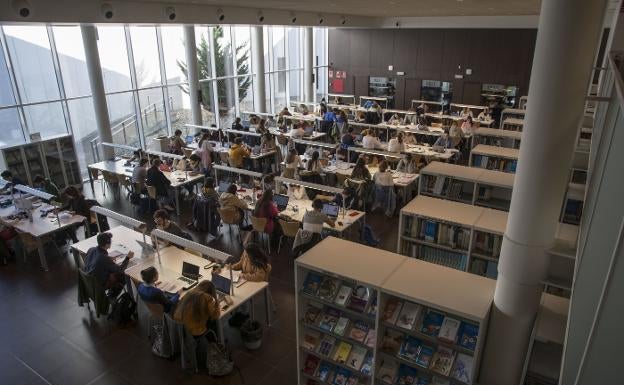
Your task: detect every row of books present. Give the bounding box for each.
[473,136,518,149]
[473,155,517,173]
[303,354,367,385]
[469,259,498,280]
[302,272,377,316]
[381,300,479,351]
[410,244,468,272]
[405,219,470,251]
[302,303,376,349]
[422,176,468,200]
[473,232,502,258]
[377,359,434,385]
[563,199,583,225]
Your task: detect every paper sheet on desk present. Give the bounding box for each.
[158,281,181,293]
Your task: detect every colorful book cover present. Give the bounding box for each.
[316,335,337,357]
[346,345,367,370]
[332,341,353,364]
[397,363,419,385]
[360,353,373,376]
[316,361,333,382]
[364,329,377,348]
[303,272,323,296]
[303,354,321,375]
[332,367,351,385]
[450,353,474,384]
[420,309,445,337]
[346,285,371,313]
[430,377,450,385]
[486,261,498,279]
[318,277,341,301]
[378,359,399,384]
[348,320,370,343]
[398,335,422,363]
[303,303,323,324]
[319,307,341,332]
[415,344,435,368]
[382,298,404,324]
[333,317,350,336]
[380,328,405,355]
[438,316,461,344]
[396,302,421,330]
[429,346,456,376]
[457,322,479,351]
[334,284,353,306]
[302,330,321,350]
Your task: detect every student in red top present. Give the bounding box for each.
[253,189,281,246]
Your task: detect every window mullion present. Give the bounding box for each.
[124,25,145,148]
[208,27,219,128]
[46,25,73,138]
[155,26,172,136]
[0,26,28,141]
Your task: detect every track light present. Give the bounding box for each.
[290,12,297,24]
[340,16,346,25]
[10,0,31,18]
[217,8,225,21]
[100,2,114,19]
[257,10,264,23]
[318,14,324,24]
[164,6,176,21]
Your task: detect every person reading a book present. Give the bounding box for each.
[137,266,181,313]
[174,281,220,338]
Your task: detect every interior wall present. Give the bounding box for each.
[328,28,538,108]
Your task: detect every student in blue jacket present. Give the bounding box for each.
[137,266,181,313]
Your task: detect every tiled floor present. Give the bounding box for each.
[0,181,400,385]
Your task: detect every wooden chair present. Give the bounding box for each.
[217,207,242,244]
[277,219,300,255]
[16,230,59,265]
[137,296,164,340]
[249,216,270,254]
[101,171,120,199]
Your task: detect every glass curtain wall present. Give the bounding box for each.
[0,23,328,176]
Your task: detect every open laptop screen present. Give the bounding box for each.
[322,203,340,217]
[212,273,232,295]
[182,262,200,280]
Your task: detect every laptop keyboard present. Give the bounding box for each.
[178,276,196,285]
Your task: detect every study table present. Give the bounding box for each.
[0,196,87,271]
[269,127,326,141]
[87,159,204,216]
[71,226,271,340]
[348,143,458,162]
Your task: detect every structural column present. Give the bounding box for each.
[80,25,113,160]
[303,27,314,102]
[251,26,267,113]
[183,25,202,130]
[480,1,608,384]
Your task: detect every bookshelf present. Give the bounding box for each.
[469,208,507,279]
[1,134,81,189]
[295,237,496,385]
[419,162,514,211]
[499,108,526,131]
[543,223,578,298]
[470,127,522,149]
[560,182,585,225]
[469,144,519,174]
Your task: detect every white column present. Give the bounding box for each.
[183,25,202,130]
[251,26,267,113]
[303,27,314,102]
[80,25,113,160]
[480,1,608,384]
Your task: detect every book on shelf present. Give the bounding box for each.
[395,302,421,330]
[450,353,474,384]
[378,359,399,384]
[316,361,333,382]
[334,317,350,336]
[332,367,352,385]
[360,353,373,376]
[348,319,370,343]
[485,261,498,279]
[438,316,461,344]
[333,341,353,364]
[303,330,322,350]
[396,363,419,385]
[432,176,447,195]
[398,335,422,363]
[381,328,404,355]
[420,309,445,337]
[469,259,487,276]
[319,277,342,302]
[421,220,439,242]
[304,354,321,375]
[364,329,377,348]
[346,345,367,370]
[303,272,323,296]
[415,344,435,369]
[334,284,353,306]
[436,224,470,250]
[382,298,404,324]
[429,346,456,376]
[316,335,337,357]
[457,322,479,351]
[304,303,324,324]
[319,307,341,332]
[478,186,492,201]
[346,285,371,313]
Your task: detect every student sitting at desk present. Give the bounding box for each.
[32,174,60,197]
[290,123,305,139]
[284,149,303,178]
[388,113,402,125]
[174,281,220,338]
[0,170,24,192]
[232,117,244,131]
[153,209,190,243]
[219,184,250,230]
[229,138,251,168]
[336,110,348,124]
[449,122,462,147]
[477,107,491,121]
[197,133,214,175]
[279,107,292,118]
[396,153,419,174]
[354,111,366,123]
[138,266,180,313]
[433,129,454,149]
[302,199,336,234]
[298,104,310,115]
[404,108,418,125]
[84,232,134,294]
[460,106,473,118]
[61,186,100,241]
[350,157,372,181]
[387,132,406,153]
[403,132,417,145]
[131,158,148,185]
[461,116,475,136]
[373,161,395,187]
[253,190,281,244]
[261,132,276,153]
[201,177,219,201]
[230,242,272,282]
[170,129,186,155]
[146,159,174,211]
[256,119,268,135]
[362,130,383,150]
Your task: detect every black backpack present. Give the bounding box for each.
[108,292,137,327]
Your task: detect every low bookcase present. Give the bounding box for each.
[469,144,519,174]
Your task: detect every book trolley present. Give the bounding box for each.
[295,237,495,385]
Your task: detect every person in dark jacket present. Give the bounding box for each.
[60,186,98,242]
[32,174,60,198]
[137,266,180,313]
[146,159,174,211]
[0,170,25,193]
[84,232,134,292]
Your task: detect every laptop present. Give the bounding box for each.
[303,126,315,136]
[218,181,231,193]
[252,145,261,155]
[186,135,194,144]
[322,203,340,218]
[211,272,232,301]
[273,194,290,212]
[135,239,156,255]
[177,262,201,290]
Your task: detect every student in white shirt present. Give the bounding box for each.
[449,122,462,144]
[461,116,474,136]
[403,132,417,145]
[477,107,491,121]
[284,148,303,173]
[362,130,383,150]
[396,153,418,174]
[387,132,406,153]
[290,124,305,139]
[373,161,395,187]
[460,107,473,118]
[403,108,418,125]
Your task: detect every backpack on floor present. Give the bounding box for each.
[108,292,137,327]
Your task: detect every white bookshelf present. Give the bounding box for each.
[499,108,526,131]
[419,162,515,211]
[295,236,496,385]
[543,223,578,298]
[471,127,522,149]
[469,144,519,174]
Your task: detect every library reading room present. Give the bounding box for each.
[0,0,622,384]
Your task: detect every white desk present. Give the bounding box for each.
[71,226,271,339]
[279,195,365,235]
[321,161,419,189]
[269,128,326,141]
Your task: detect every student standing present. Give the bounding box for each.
[197,133,214,175]
[170,129,186,154]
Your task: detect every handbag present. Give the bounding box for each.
[205,330,236,377]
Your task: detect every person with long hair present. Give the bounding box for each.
[253,189,279,236]
[306,151,322,174]
[61,185,97,242]
[284,148,303,175]
[197,132,213,175]
[174,281,220,337]
[230,242,272,282]
[350,156,371,181]
[387,132,405,153]
[138,266,180,313]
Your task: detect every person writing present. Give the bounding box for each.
[137,266,180,313]
[396,153,419,174]
[60,186,100,241]
[219,184,251,230]
[387,132,405,153]
[84,232,134,294]
[433,129,454,149]
[302,199,336,234]
[229,137,251,168]
[477,107,491,121]
[230,242,272,282]
[174,281,220,338]
[350,157,372,181]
